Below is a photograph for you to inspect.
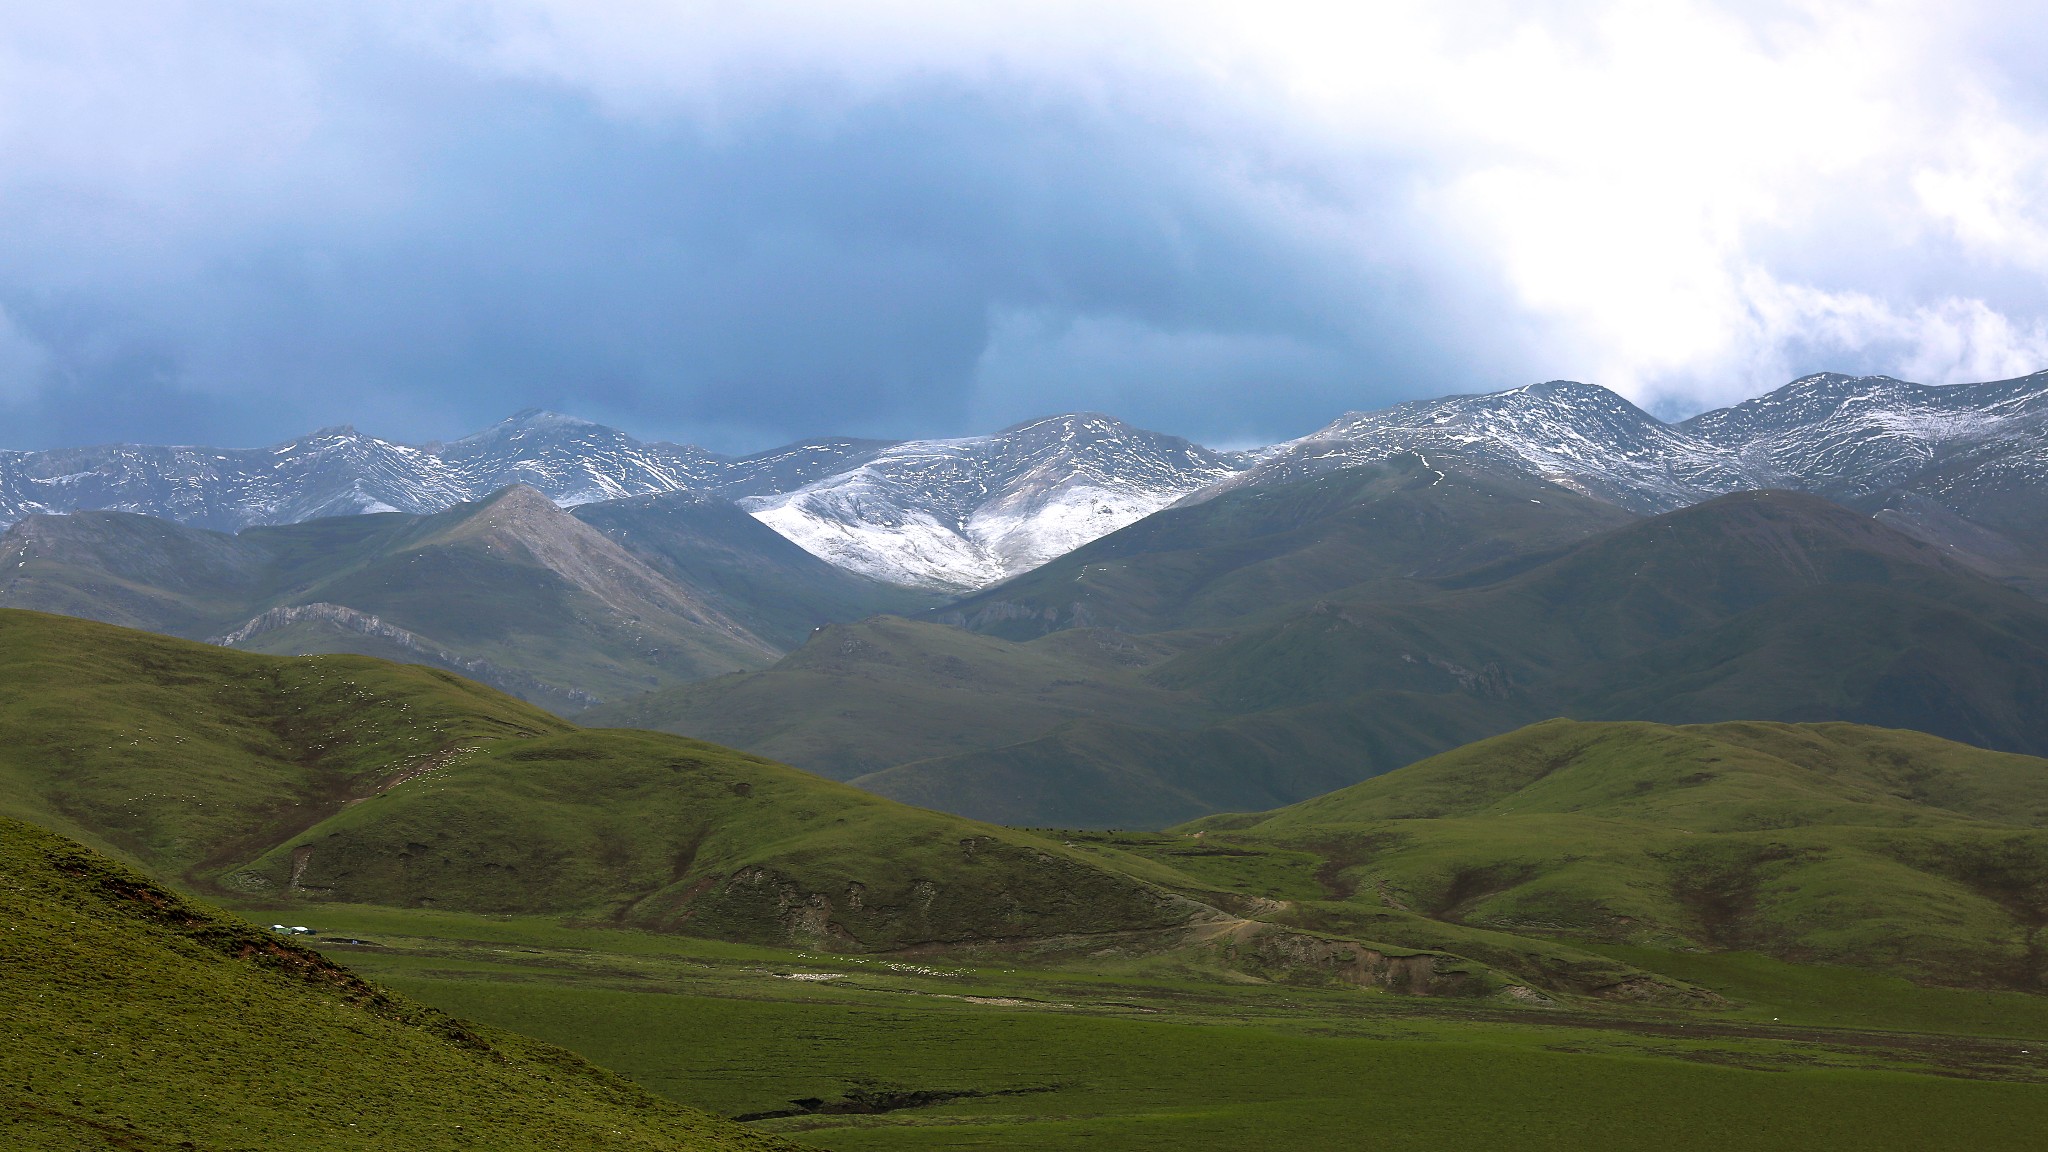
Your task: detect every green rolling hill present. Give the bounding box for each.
[0,814,797,1151]
[1166,718,2048,991]
[0,608,1205,953]
[11,604,2048,1004]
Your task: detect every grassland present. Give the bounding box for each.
[254,901,2048,1152]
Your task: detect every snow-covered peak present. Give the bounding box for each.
[437,411,726,507]
[741,413,1249,591]
[1200,380,1765,512]
[1679,370,2048,499]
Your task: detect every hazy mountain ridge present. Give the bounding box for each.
[0,486,813,710]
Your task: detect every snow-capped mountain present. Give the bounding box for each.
[5,370,2044,595]
[1184,371,2048,524]
[0,409,1248,592]
[1679,371,2048,500]
[743,414,1252,591]
[0,428,474,532]
[1198,380,1768,513]
[434,410,727,504]
[0,410,832,535]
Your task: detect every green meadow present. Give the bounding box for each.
[267,902,2048,1152]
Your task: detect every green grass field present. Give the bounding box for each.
[270,902,2048,1152]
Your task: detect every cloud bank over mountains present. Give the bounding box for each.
[1,1,2044,450]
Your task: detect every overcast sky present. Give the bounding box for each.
[2,1,2045,452]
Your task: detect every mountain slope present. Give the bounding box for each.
[940,455,1637,638]
[0,487,804,711]
[1161,491,2041,720]
[1176,718,2048,989]
[0,815,795,1152]
[570,490,938,650]
[605,491,2048,827]
[578,615,1208,782]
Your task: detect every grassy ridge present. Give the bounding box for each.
[231,726,1204,950]
[0,816,797,1151]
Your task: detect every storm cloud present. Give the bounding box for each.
[1,1,2045,451]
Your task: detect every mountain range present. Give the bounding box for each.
[6,368,2046,595]
[594,481,2048,827]
[6,367,2048,825]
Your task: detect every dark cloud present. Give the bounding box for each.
[0,9,1520,451]
[0,3,2043,452]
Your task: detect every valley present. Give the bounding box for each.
[10,369,2048,1149]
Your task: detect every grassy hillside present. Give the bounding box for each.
[0,815,796,1151]
[0,608,563,880]
[940,454,1636,638]
[227,726,1204,950]
[1173,718,2048,990]
[0,608,1208,954]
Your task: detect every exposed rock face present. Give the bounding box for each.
[209,601,603,710]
